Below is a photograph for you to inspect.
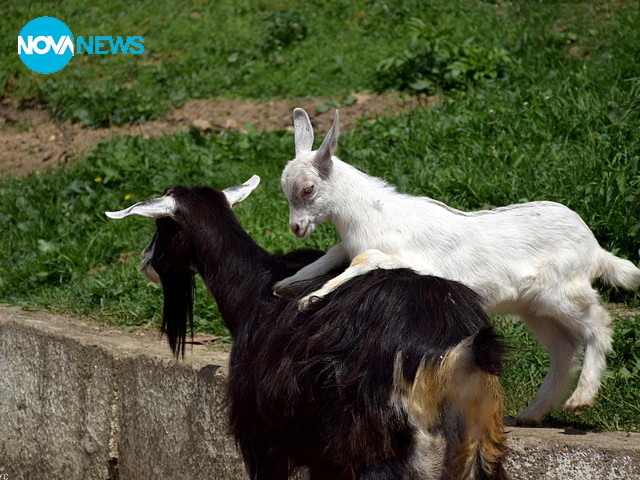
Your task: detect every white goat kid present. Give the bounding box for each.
[276,107,640,425]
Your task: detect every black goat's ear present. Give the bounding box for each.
[105,196,178,219]
[222,175,260,207]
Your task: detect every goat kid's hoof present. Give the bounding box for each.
[514,415,541,427]
[564,402,590,416]
[514,408,543,426]
[298,296,312,310]
[272,282,287,297]
[298,294,323,311]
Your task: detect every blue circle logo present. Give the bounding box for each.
[18,17,74,74]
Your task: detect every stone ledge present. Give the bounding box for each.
[0,306,638,480]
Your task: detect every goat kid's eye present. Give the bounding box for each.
[303,185,314,196]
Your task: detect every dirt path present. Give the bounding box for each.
[0,93,434,177]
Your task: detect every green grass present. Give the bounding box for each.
[2,0,509,126]
[1,0,639,430]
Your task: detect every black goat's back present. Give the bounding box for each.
[228,268,507,480]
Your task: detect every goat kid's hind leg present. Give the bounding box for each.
[515,313,582,426]
[564,303,613,415]
[297,249,408,310]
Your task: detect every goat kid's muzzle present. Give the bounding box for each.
[290,219,316,239]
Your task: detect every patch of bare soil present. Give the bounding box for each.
[0,93,435,177]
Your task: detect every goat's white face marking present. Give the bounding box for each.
[140,240,161,283]
[140,233,161,283]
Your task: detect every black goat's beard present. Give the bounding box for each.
[160,272,196,357]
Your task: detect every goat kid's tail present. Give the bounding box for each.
[599,250,640,291]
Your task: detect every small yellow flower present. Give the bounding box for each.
[124,193,132,200]
[94,176,102,183]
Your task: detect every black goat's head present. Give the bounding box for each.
[105,175,261,355]
[106,175,260,279]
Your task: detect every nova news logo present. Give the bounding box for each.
[18,16,144,74]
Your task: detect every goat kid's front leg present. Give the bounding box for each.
[274,243,349,294]
[297,250,408,310]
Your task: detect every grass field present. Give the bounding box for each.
[1,0,639,430]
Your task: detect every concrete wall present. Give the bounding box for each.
[0,306,639,480]
[0,306,244,480]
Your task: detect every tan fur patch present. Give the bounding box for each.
[350,251,375,267]
[392,353,445,431]
[394,340,506,480]
[446,365,506,479]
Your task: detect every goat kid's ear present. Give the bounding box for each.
[222,175,260,208]
[105,196,178,220]
[293,108,314,155]
[313,109,339,177]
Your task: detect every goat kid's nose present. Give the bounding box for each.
[291,223,300,235]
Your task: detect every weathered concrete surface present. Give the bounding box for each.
[0,306,243,480]
[505,426,640,479]
[0,305,639,480]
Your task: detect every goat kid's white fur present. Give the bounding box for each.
[277,108,640,425]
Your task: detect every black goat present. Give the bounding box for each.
[106,176,508,480]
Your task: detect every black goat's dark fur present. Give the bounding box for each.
[141,185,508,480]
